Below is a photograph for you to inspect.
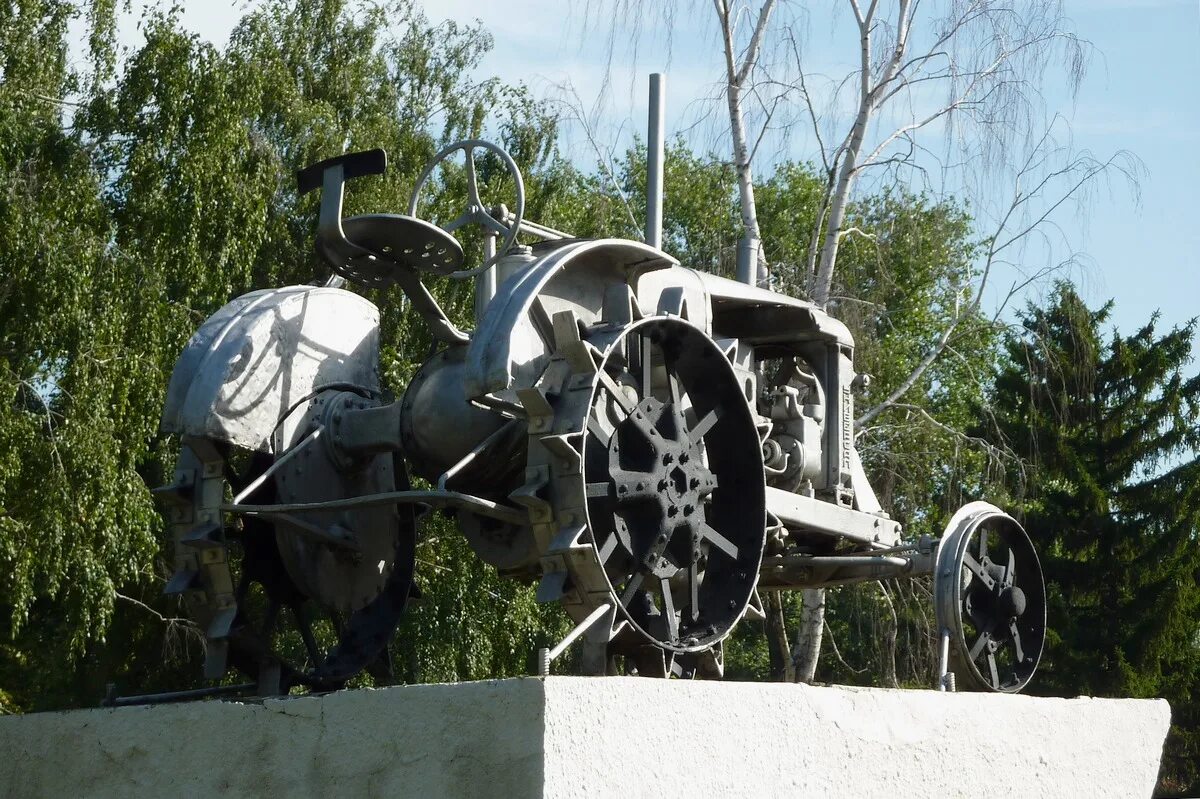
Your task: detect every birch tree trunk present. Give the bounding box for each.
[765,591,795,681]
[716,0,775,288]
[792,588,826,682]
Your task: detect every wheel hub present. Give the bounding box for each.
[608,396,719,539]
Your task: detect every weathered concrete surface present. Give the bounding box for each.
[0,677,1169,798]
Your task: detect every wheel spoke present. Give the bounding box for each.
[961,551,994,589]
[609,469,657,501]
[688,560,700,622]
[688,409,719,445]
[700,522,739,560]
[442,211,474,233]
[596,369,636,415]
[587,414,612,446]
[598,533,619,563]
[659,578,679,643]
[262,599,281,640]
[620,570,646,606]
[234,570,252,607]
[463,147,483,206]
[1004,547,1017,589]
[641,336,654,399]
[978,527,989,561]
[586,482,611,498]
[666,371,688,438]
[969,629,991,660]
[987,652,1000,689]
[293,605,322,667]
[1009,621,1026,663]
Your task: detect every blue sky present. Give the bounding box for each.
[91,1,1200,340]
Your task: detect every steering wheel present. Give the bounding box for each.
[408,139,526,276]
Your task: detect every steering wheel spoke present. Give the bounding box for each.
[442,211,475,234]
[462,147,484,206]
[478,210,511,237]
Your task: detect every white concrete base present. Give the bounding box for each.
[0,677,1169,798]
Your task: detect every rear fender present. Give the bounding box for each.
[161,286,381,452]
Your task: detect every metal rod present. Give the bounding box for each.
[736,235,758,286]
[475,232,498,326]
[233,426,323,504]
[938,627,953,691]
[515,217,570,241]
[845,540,933,557]
[761,555,911,569]
[271,512,361,551]
[437,418,521,490]
[103,682,258,708]
[538,603,613,676]
[223,488,528,525]
[646,73,665,249]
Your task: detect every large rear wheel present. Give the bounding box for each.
[157,390,416,691]
[520,313,766,676]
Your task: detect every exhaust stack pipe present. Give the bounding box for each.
[646,73,665,250]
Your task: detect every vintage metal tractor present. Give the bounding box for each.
[148,131,1045,701]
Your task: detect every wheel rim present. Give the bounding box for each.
[581,317,766,653]
[935,503,1045,692]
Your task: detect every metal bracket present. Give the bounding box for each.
[937,627,956,692]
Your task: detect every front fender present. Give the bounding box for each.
[162,285,380,452]
[466,239,676,398]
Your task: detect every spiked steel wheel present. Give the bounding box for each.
[934,502,1046,692]
[158,391,417,691]
[520,313,766,670]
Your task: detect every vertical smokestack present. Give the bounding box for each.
[646,73,665,250]
[736,236,758,286]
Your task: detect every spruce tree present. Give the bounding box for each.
[987,283,1200,793]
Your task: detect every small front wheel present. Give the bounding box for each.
[934,502,1046,692]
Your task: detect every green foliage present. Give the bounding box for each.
[985,283,1200,794]
[0,0,160,694]
[396,516,570,683]
[0,0,573,709]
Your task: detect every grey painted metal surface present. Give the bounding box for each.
[146,133,1046,697]
[736,235,757,286]
[160,286,379,453]
[646,73,665,249]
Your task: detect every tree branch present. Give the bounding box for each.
[735,0,779,87]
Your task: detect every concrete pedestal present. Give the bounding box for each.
[0,677,1169,798]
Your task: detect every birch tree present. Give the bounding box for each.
[779,2,1137,681]
[714,0,776,287]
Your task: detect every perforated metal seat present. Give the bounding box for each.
[315,214,464,288]
[339,214,464,277]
